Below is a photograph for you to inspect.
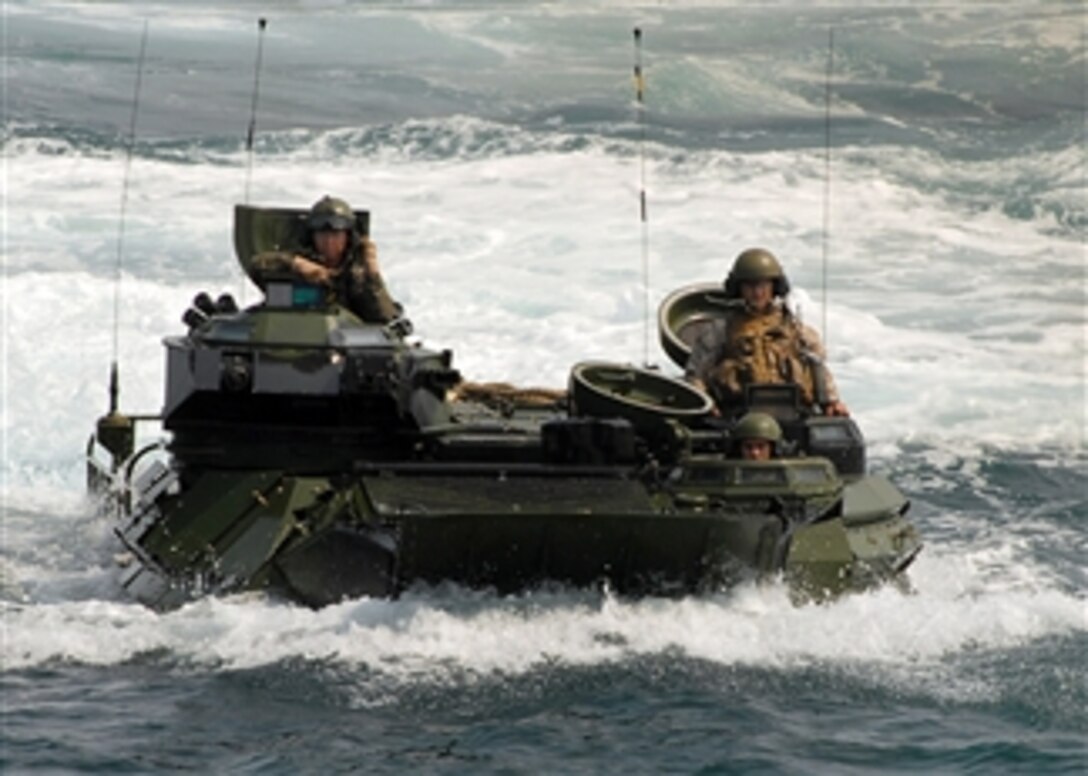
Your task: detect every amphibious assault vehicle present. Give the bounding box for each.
[86,205,920,609]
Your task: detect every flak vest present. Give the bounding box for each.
[710,309,829,408]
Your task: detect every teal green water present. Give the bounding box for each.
[4,639,1085,774]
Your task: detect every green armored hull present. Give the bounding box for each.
[87,206,920,609]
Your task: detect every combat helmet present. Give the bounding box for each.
[307,195,355,232]
[724,248,790,298]
[732,411,783,455]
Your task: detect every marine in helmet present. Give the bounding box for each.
[252,195,400,323]
[731,411,783,460]
[685,248,849,417]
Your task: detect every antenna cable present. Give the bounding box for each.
[244,18,268,204]
[634,28,651,366]
[821,28,834,349]
[111,20,149,410]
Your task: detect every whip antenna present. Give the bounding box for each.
[821,28,834,348]
[241,18,268,305]
[110,20,149,412]
[633,27,651,366]
[244,18,268,204]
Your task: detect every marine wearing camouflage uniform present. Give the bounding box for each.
[252,196,400,324]
[685,248,843,415]
[731,411,784,459]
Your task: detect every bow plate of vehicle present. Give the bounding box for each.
[86,205,921,610]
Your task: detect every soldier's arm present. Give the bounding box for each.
[684,319,726,390]
[348,239,401,323]
[251,250,295,278]
[800,324,849,416]
[359,274,400,323]
[252,250,331,285]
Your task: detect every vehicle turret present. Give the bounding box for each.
[159,206,460,474]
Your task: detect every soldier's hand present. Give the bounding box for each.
[824,400,850,417]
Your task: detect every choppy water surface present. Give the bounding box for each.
[2,2,1085,773]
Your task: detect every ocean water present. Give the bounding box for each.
[2,2,1085,773]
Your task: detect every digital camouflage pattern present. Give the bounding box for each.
[686,306,839,411]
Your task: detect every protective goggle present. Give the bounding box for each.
[308,214,353,231]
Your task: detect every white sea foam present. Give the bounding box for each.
[4,119,1081,503]
[2,546,1083,703]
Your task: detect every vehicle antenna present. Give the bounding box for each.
[633,27,651,367]
[90,22,147,484]
[821,27,834,348]
[240,18,268,305]
[110,20,149,413]
[244,18,268,205]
